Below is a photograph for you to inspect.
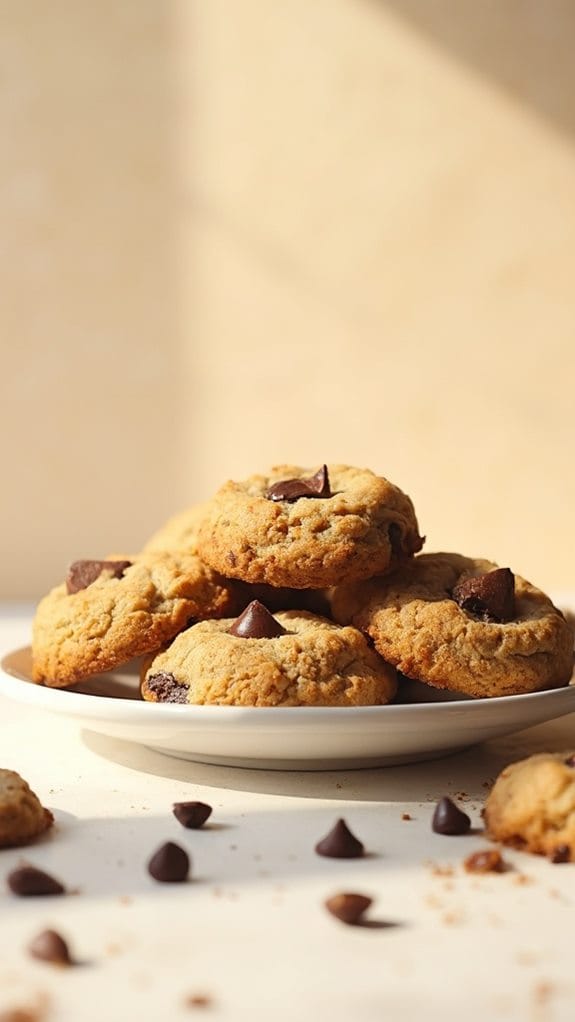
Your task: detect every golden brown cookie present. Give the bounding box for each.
[0,770,53,848]
[141,602,397,706]
[198,464,423,589]
[32,551,237,687]
[484,752,575,861]
[331,553,573,698]
[142,503,208,555]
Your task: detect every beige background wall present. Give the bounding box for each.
[0,0,574,599]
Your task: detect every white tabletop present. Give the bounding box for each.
[0,607,574,1022]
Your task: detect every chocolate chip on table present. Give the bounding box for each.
[315,819,365,859]
[7,866,65,897]
[145,672,188,703]
[147,841,190,882]
[325,893,372,925]
[228,600,287,639]
[66,559,132,594]
[173,801,213,829]
[451,568,515,623]
[28,929,72,966]
[266,464,332,502]
[464,849,506,874]
[431,797,471,836]
[550,844,571,864]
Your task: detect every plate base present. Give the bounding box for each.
[150,744,471,771]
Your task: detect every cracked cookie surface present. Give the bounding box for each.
[484,753,575,860]
[0,769,53,848]
[197,464,423,589]
[141,610,397,706]
[331,552,573,697]
[32,551,237,687]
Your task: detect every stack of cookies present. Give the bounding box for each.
[31,463,574,705]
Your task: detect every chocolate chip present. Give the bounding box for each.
[550,844,571,863]
[66,559,132,594]
[173,801,212,829]
[28,929,72,966]
[228,600,287,639]
[325,892,372,925]
[145,672,188,703]
[147,841,190,882]
[315,819,365,859]
[431,797,471,836]
[7,866,65,897]
[266,464,332,502]
[464,849,506,874]
[452,568,515,623]
[564,755,575,767]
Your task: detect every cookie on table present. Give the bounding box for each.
[484,753,575,861]
[141,600,397,706]
[32,551,237,688]
[142,503,208,555]
[197,464,423,589]
[0,769,53,848]
[331,552,573,698]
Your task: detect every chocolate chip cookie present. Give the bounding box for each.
[331,553,573,697]
[141,601,397,706]
[32,551,237,687]
[484,753,575,861]
[143,503,208,555]
[0,769,53,848]
[197,464,423,589]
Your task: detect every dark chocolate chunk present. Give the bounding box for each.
[452,568,515,623]
[266,464,332,502]
[228,600,287,639]
[324,892,372,925]
[431,797,471,836]
[147,841,190,882]
[66,559,132,594]
[173,801,212,829]
[28,929,72,966]
[564,755,575,767]
[550,844,571,863]
[464,849,506,874]
[145,672,188,703]
[315,819,365,859]
[7,866,65,897]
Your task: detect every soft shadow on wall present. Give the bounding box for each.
[378,0,575,136]
[0,2,183,598]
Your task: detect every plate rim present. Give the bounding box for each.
[2,645,575,726]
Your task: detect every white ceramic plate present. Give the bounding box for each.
[2,646,575,770]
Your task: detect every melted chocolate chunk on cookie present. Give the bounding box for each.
[66,559,132,595]
[228,600,287,639]
[452,568,515,623]
[145,671,188,703]
[266,464,332,502]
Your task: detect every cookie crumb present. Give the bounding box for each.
[184,994,213,1010]
[532,980,554,1006]
[426,862,455,878]
[513,873,534,886]
[401,813,412,821]
[441,910,464,926]
[464,849,507,874]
